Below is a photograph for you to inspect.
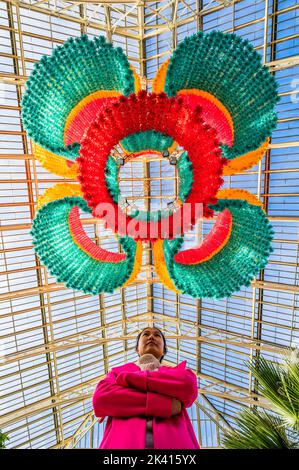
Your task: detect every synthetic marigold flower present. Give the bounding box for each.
[21,32,278,298]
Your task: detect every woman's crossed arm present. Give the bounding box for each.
[115,364,198,409]
[93,369,177,420]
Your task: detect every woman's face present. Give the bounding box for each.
[136,328,165,361]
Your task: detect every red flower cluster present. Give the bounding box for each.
[78,91,226,241]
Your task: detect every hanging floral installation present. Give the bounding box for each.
[21,31,279,298]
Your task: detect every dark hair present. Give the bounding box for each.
[135,327,167,363]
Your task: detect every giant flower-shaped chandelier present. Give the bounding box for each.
[21,32,279,298]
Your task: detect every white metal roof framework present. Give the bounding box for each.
[0,0,298,448]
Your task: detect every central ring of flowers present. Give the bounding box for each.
[78,91,226,241]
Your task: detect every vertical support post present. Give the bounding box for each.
[6,0,63,445]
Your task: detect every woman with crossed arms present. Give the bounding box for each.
[92,326,200,449]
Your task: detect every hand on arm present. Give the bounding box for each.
[172,398,182,415]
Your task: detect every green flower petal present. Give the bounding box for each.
[121,130,173,153]
[21,35,135,159]
[165,31,279,159]
[31,196,137,294]
[162,198,274,299]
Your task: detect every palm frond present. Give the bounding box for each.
[0,430,9,449]
[222,409,296,449]
[248,354,299,430]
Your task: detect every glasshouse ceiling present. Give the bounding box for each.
[0,0,298,449]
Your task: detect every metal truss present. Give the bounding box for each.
[1,0,298,449]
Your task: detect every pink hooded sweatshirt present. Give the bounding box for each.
[92,360,200,449]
